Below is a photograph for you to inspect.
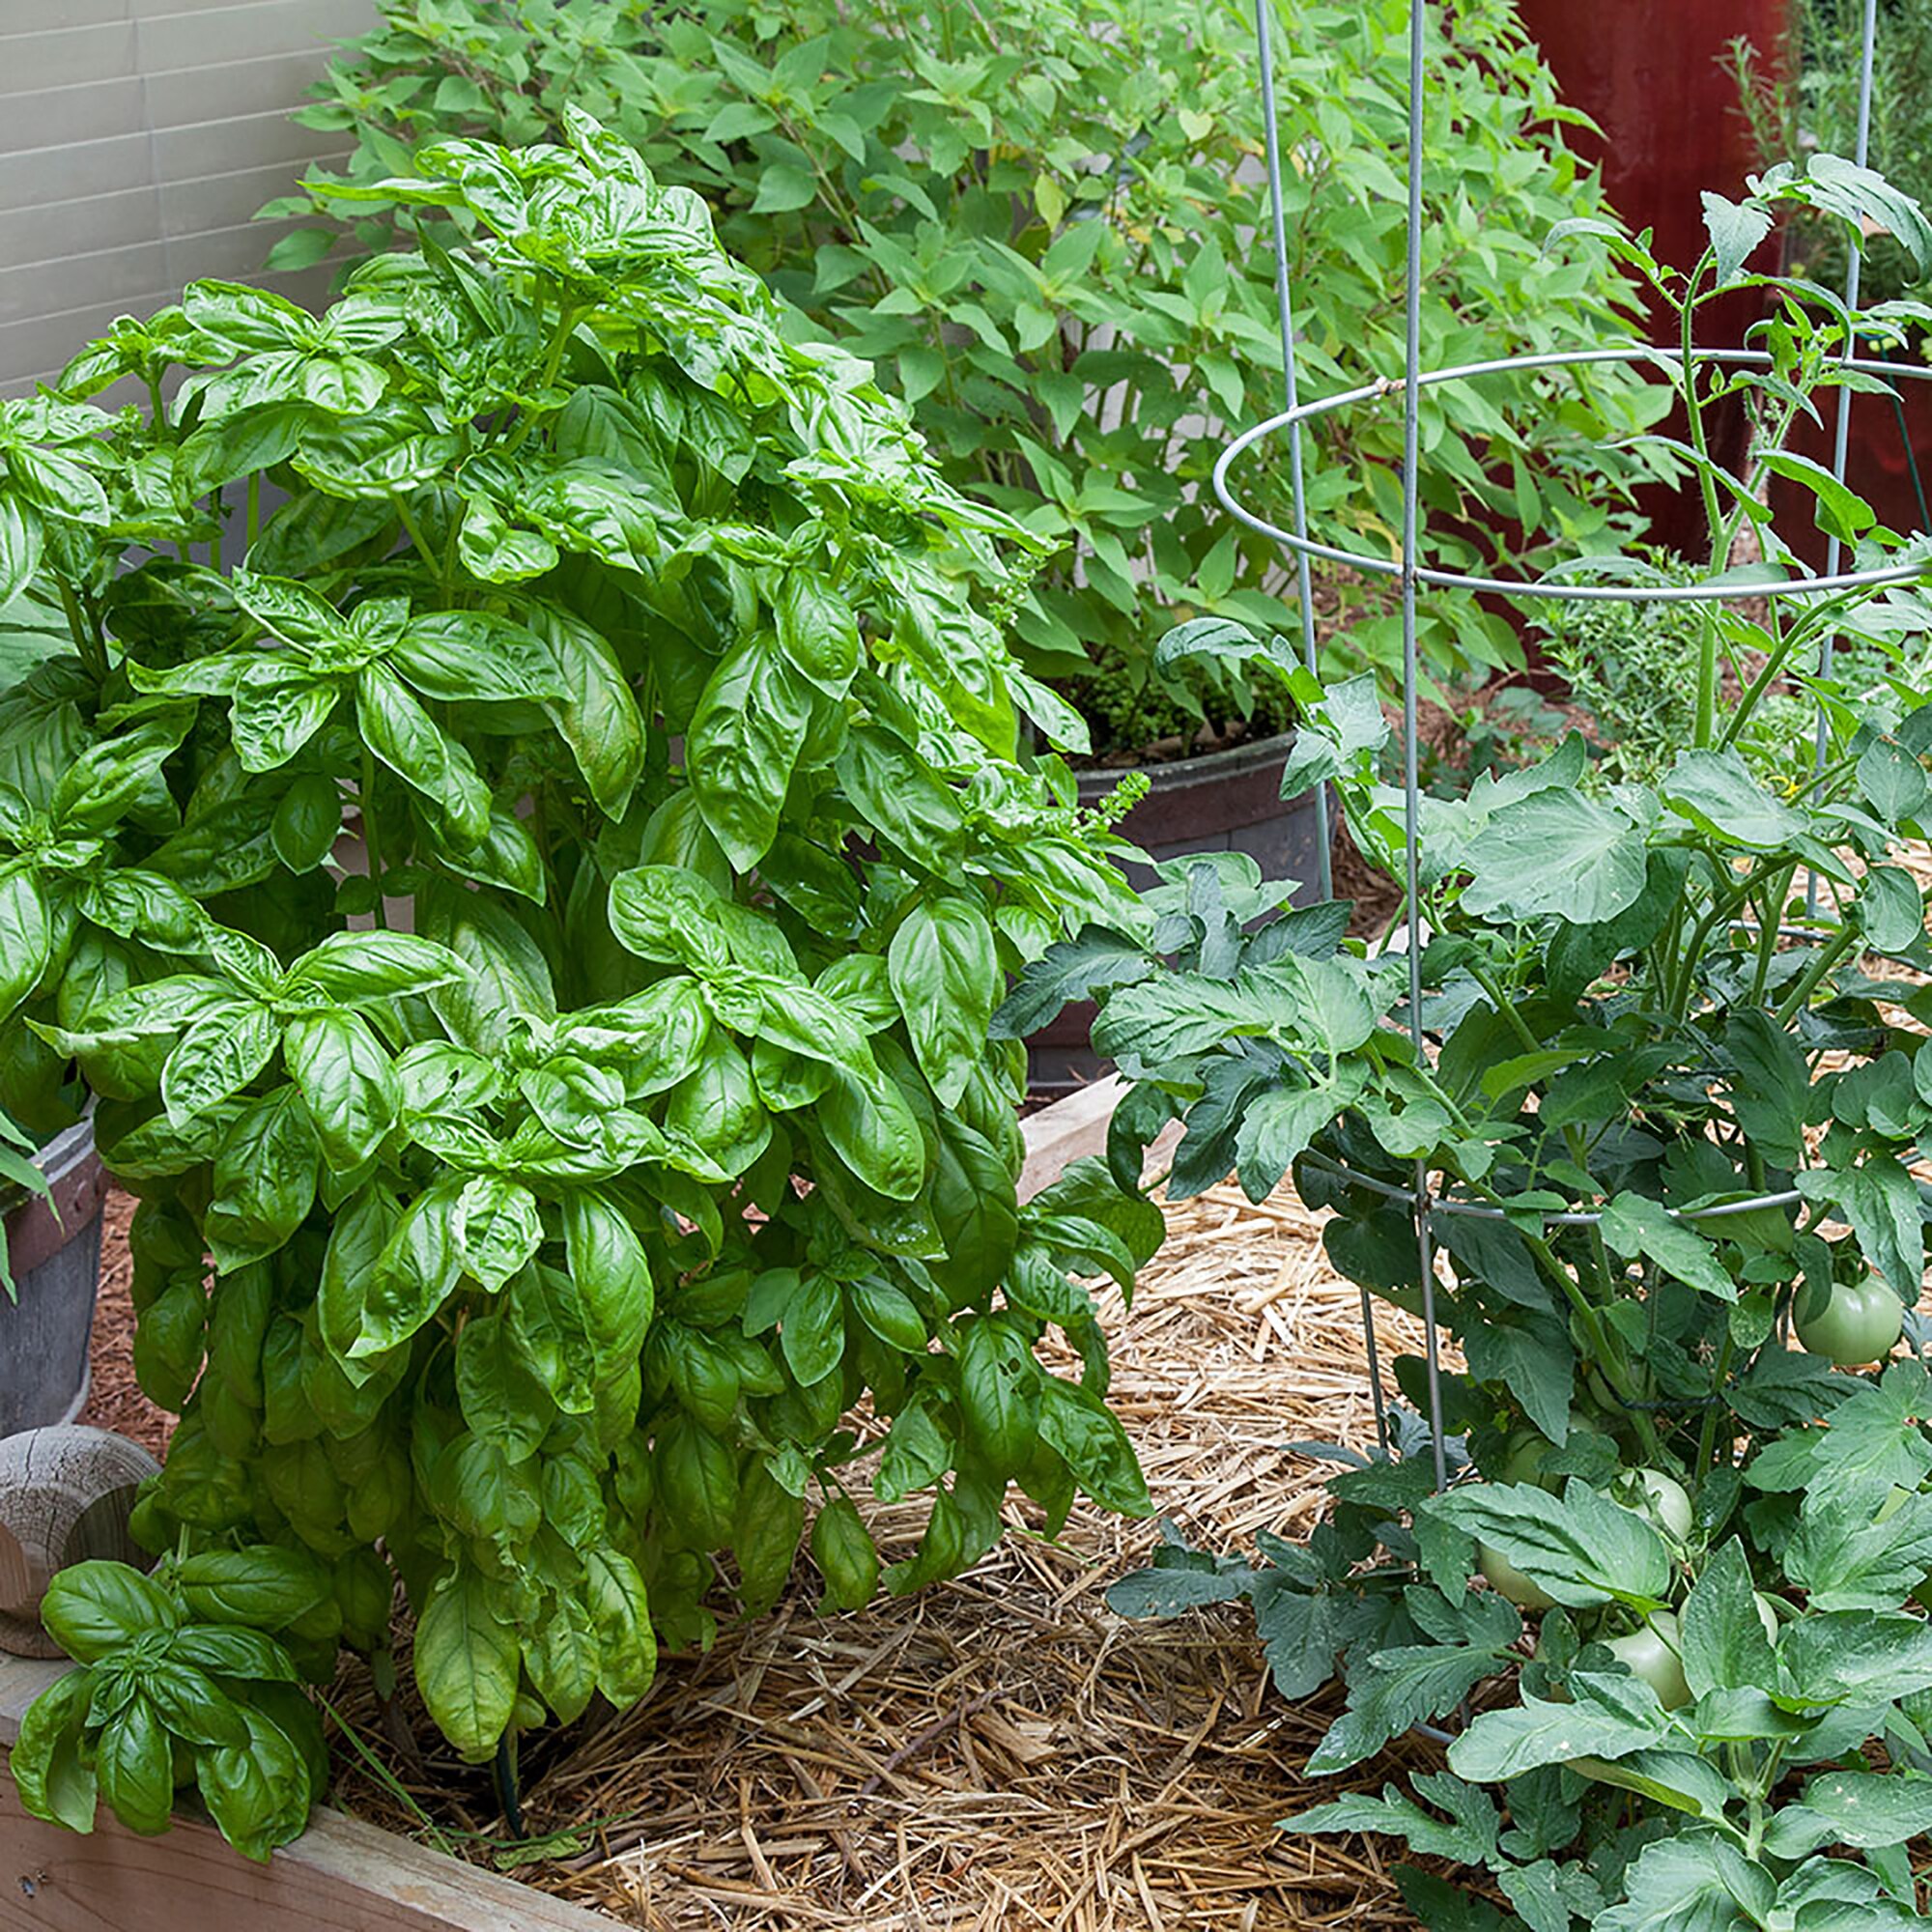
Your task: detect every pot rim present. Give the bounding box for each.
[1,1115,100,1234]
[1072,727,1300,795]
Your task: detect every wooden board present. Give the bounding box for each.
[0,1780,614,1932]
[1017,1073,1124,1202]
[0,1077,1128,1929]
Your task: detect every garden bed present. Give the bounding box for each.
[327,1177,1449,1932]
[53,862,1932,1928]
[53,1088,1443,1929]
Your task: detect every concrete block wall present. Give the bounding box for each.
[0,0,377,396]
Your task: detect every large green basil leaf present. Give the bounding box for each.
[49,708,193,838]
[687,634,813,868]
[561,1188,655,1371]
[204,1087,320,1272]
[810,1496,879,1611]
[40,1560,181,1662]
[923,1113,1020,1306]
[282,1009,398,1173]
[286,929,467,1005]
[563,976,712,1096]
[773,569,860,696]
[817,1061,926,1202]
[0,867,50,1024]
[316,1185,400,1370]
[507,1263,598,1416]
[664,1041,771,1179]
[353,1176,467,1357]
[0,492,43,606]
[356,661,491,844]
[953,1311,1037,1470]
[412,1569,519,1762]
[525,1589,601,1726]
[455,1312,555,1463]
[656,1412,739,1549]
[1037,1376,1151,1516]
[176,1547,332,1630]
[455,1175,542,1293]
[834,720,965,869]
[733,1458,806,1615]
[582,1545,657,1707]
[193,1702,313,1862]
[95,1695,176,1837]
[391,611,567,705]
[10,1668,98,1834]
[607,865,732,976]
[518,597,645,818]
[887,896,999,1107]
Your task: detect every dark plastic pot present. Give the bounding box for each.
[1028,732,1326,1094]
[0,1121,107,1437]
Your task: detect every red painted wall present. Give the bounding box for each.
[1517,0,1793,555]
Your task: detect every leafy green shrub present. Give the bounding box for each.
[1009,160,1932,1925]
[0,115,1157,1858]
[267,0,1670,743]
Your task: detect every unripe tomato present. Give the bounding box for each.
[1606,1611,1690,1710]
[1796,1276,1904,1367]
[1619,1468,1693,1543]
[1479,1541,1555,1610]
[1501,1432,1556,1490]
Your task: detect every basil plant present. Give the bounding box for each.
[1011,159,1932,1926]
[0,112,1158,1859]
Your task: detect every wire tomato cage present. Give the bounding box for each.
[1233,0,1914,1482]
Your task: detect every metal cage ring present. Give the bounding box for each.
[1211,343,1932,604]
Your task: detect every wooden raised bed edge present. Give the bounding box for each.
[0,1076,1131,1931]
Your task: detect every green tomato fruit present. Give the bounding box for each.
[1796,1275,1904,1367]
[1479,1541,1556,1610]
[1614,1467,1693,1543]
[1606,1611,1690,1710]
[1501,1432,1556,1491]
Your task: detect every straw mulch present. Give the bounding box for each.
[319,1179,1448,1931]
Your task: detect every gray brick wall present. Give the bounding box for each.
[0,0,377,396]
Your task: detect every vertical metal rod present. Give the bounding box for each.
[1255,0,1375,1448]
[1254,0,1334,905]
[1398,0,1448,1495]
[1810,0,1878,913]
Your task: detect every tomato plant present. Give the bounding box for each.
[1042,158,1932,1929]
[0,117,1157,1858]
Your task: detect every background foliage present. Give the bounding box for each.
[271,0,1672,750]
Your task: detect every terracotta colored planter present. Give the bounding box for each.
[1519,0,1794,560]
